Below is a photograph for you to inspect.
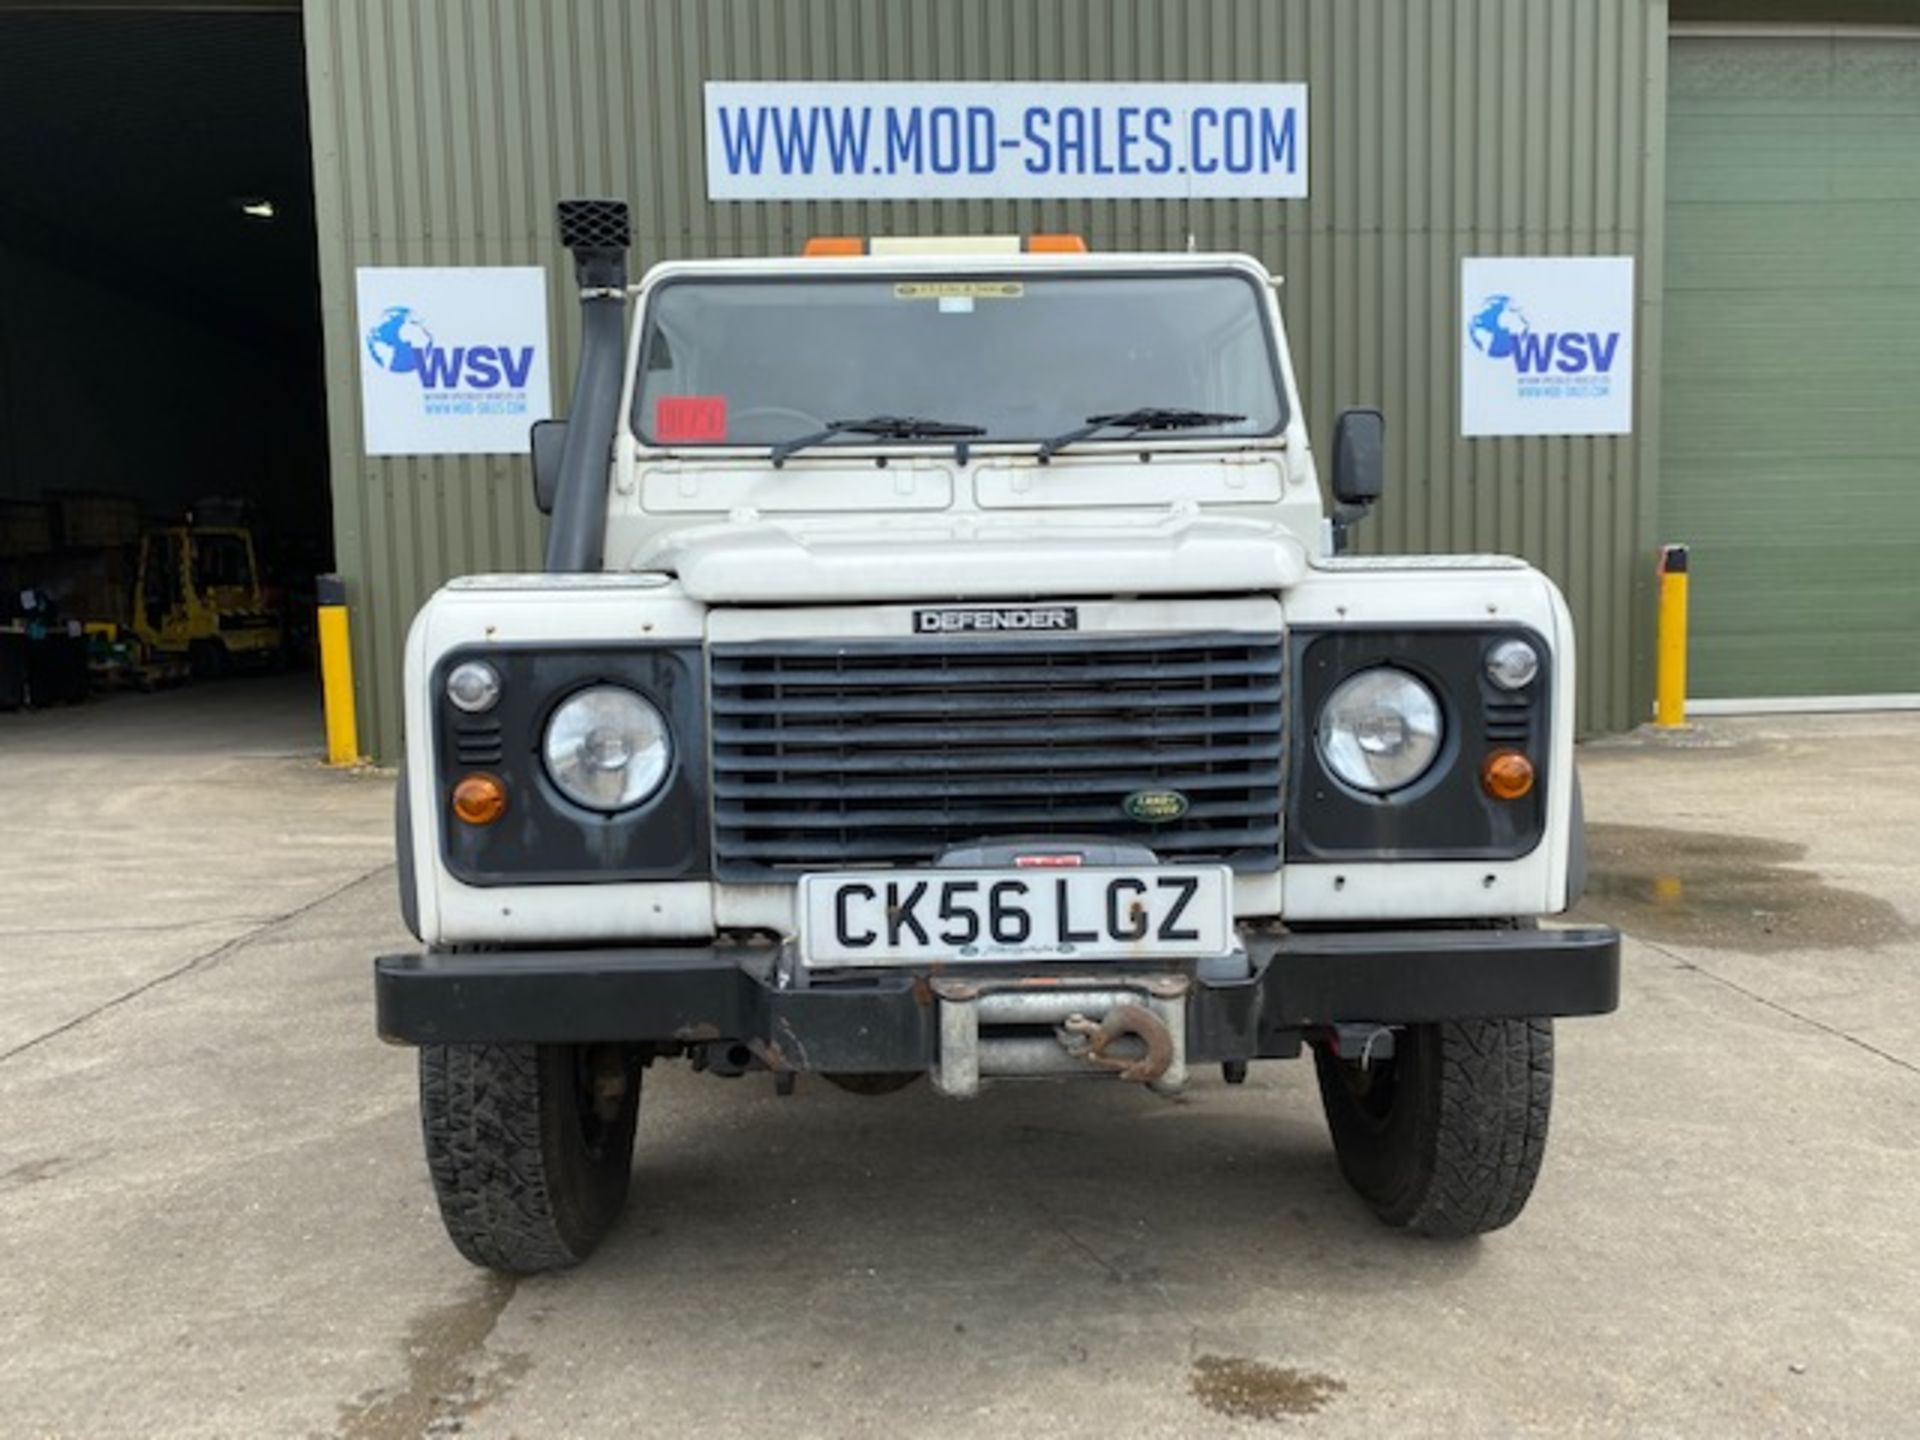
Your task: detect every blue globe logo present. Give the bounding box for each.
[1468,294,1529,360]
[365,305,433,374]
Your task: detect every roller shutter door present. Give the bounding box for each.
[1663,33,1920,699]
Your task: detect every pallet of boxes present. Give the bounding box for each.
[0,500,85,709]
[47,492,146,691]
[0,493,144,710]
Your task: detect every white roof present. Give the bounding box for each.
[635,249,1277,289]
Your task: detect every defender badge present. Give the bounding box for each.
[913,605,1078,634]
[1123,789,1190,823]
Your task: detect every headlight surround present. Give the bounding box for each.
[542,685,672,812]
[1316,667,1445,794]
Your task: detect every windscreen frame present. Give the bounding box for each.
[625,264,1293,452]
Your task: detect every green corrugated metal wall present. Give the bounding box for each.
[303,0,1669,760]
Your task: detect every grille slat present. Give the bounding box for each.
[710,653,1280,692]
[717,796,1277,829]
[717,827,1284,865]
[454,720,504,767]
[714,766,1283,802]
[710,631,1285,877]
[711,739,1283,775]
[1485,696,1535,743]
[714,702,1282,748]
[713,679,1281,717]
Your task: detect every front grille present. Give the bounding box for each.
[710,632,1284,877]
[454,719,504,766]
[1484,695,1534,744]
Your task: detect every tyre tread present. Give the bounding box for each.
[420,1043,629,1274]
[1407,1018,1553,1237]
[1315,1017,1553,1239]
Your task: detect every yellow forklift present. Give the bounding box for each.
[131,525,283,677]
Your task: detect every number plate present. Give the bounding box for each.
[798,866,1235,968]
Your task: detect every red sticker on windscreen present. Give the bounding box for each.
[655,395,728,442]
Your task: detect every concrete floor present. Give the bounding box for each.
[1,680,1917,1437]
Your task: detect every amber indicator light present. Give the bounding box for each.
[1480,750,1536,801]
[801,236,864,256]
[451,773,508,825]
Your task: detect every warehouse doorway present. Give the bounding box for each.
[1663,27,1920,705]
[0,6,329,734]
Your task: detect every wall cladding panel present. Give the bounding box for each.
[305,0,1667,758]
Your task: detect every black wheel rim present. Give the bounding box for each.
[570,1044,630,1162]
[1331,1046,1403,1130]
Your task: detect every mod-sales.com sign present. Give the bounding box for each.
[704,82,1307,201]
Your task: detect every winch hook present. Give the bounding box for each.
[1056,1003,1175,1084]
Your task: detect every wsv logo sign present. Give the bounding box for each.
[1459,257,1633,437]
[364,305,535,389]
[355,266,551,455]
[1468,294,1621,376]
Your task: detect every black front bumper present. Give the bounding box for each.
[375,926,1620,1067]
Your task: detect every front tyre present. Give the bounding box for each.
[420,1042,641,1273]
[1314,1018,1553,1237]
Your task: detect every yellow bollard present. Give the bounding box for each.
[1654,544,1689,728]
[317,574,362,765]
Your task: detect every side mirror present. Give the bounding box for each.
[530,418,569,515]
[1330,407,1385,509]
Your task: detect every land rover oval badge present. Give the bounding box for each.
[1123,789,1189,824]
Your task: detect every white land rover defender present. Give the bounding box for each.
[378,200,1620,1273]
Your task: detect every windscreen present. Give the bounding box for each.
[192,533,254,590]
[632,271,1286,448]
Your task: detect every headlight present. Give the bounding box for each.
[1485,638,1540,691]
[542,686,672,811]
[1317,668,1444,793]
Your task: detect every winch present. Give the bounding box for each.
[928,974,1189,1099]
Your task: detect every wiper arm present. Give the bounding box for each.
[1036,406,1248,462]
[770,414,987,468]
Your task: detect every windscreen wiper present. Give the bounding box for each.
[1036,406,1248,463]
[770,414,987,468]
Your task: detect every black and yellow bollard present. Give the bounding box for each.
[317,573,361,765]
[1655,544,1689,728]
